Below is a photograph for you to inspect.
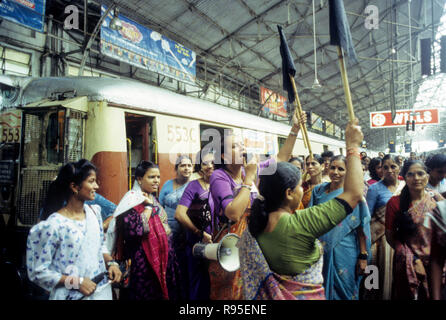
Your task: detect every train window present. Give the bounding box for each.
[323,145,329,152]
[66,110,84,163]
[46,111,65,164]
[199,124,227,151]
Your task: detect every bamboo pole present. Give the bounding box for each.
[337,46,355,121]
[289,75,313,158]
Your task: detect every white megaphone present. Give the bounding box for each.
[192,233,240,272]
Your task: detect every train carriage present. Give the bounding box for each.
[0,75,347,227]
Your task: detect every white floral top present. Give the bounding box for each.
[26,205,111,300]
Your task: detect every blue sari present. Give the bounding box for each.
[309,182,371,300]
[159,179,189,299]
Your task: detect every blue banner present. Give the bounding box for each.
[0,0,46,32]
[100,5,196,84]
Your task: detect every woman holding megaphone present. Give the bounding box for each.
[208,113,305,300]
[239,119,365,300]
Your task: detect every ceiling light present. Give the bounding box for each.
[312,78,322,89]
[110,7,123,31]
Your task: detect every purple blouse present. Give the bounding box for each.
[209,158,275,220]
[178,179,214,234]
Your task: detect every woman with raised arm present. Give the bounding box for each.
[309,155,371,300]
[209,113,305,300]
[26,160,121,300]
[385,160,444,299]
[239,119,365,300]
[175,150,215,300]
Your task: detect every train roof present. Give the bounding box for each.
[1,75,345,147]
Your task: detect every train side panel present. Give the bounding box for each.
[85,101,128,204]
[156,114,201,188]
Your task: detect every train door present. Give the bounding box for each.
[124,113,155,188]
[16,104,86,226]
[0,109,21,223]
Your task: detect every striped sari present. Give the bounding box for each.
[239,230,325,300]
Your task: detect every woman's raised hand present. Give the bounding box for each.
[345,118,363,148]
[292,112,306,132]
[243,154,258,185]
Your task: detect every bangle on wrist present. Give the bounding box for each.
[79,277,84,287]
[358,252,368,260]
[346,147,360,159]
[107,260,119,268]
[289,130,298,136]
[241,184,252,191]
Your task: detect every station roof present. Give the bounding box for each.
[51,0,446,152]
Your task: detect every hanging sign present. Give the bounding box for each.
[0,0,46,32]
[370,108,439,128]
[100,5,196,84]
[260,87,287,118]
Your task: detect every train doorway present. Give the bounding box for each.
[124,113,155,188]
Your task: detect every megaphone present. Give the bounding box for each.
[192,233,240,272]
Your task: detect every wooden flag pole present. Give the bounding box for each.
[337,46,355,121]
[289,75,313,158]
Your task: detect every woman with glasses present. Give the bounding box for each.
[175,150,215,300]
[365,154,405,299]
[385,160,444,299]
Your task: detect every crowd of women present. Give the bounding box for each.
[25,115,446,300]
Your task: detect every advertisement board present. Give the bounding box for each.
[0,0,46,32]
[100,5,196,84]
[260,87,287,118]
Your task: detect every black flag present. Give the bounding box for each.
[278,25,296,104]
[329,0,357,63]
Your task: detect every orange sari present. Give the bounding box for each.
[301,181,316,208]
